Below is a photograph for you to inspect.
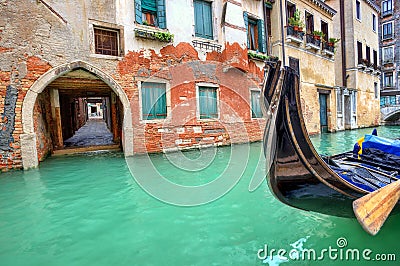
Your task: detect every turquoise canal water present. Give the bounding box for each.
[1,126,400,265]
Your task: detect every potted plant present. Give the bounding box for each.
[154,32,174,43]
[288,9,305,31]
[328,37,340,47]
[312,30,325,40]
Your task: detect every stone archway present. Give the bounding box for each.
[21,60,133,169]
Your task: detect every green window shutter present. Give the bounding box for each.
[142,0,157,12]
[202,1,213,39]
[142,87,152,120]
[243,12,249,48]
[265,2,273,9]
[194,1,203,37]
[251,91,262,118]
[194,0,213,39]
[142,83,166,120]
[257,19,266,53]
[135,0,142,24]
[199,87,217,119]
[157,0,166,29]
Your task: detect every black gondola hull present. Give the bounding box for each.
[263,62,399,217]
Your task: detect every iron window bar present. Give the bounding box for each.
[192,40,222,52]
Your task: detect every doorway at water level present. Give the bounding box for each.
[33,68,123,158]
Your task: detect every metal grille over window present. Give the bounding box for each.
[94,28,119,56]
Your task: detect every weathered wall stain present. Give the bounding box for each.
[0,85,18,151]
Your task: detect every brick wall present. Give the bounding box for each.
[0,1,265,171]
[33,89,53,162]
[118,42,265,154]
[0,53,52,171]
[0,42,266,170]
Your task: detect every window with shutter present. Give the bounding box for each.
[194,0,213,40]
[251,91,262,118]
[198,86,218,119]
[141,82,167,120]
[244,12,266,53]
[135,0,166,29]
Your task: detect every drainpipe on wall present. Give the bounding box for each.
[263,1,269,56]
[340,0,347,87]
[280,0,286,66]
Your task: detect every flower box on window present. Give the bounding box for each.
[134,27,174,43]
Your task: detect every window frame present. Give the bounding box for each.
[135,0,167,29]
[305,11,314,34]
[244,12,266,53]
[93,27,120,56]
[374,82,379,99]
[356,0,361,21]
[357,41,363,65]
[89,21,124,58]
[366,45,371,65]
[382,0,393,17]
[138,79,170,122]
[382,21,394,40]
[321,20,329,42]
[383,72,394,87]
[247,17,259,51]
[250,89,263,119]
[193,0,214,40]
[196,83,219,120]
[372,13,376,32]
[336,89,343,116]
[383,46,394,63]
[286,1,296,24]
[351,91,357,116]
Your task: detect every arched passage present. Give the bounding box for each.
[21,60,133,169]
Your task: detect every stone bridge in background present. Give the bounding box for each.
[381,105,400,123]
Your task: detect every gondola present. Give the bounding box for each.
[261,60,400,223]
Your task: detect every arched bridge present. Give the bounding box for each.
[381,105,400,122]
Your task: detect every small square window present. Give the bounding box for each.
[94,27,120,56]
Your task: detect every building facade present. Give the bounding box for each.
[0,0,383,171]
[276,0,338,135]
[374,0,399,106]
[0,0,270,171]
[329,0,381,130]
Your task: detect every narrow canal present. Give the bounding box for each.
[0,126,399,265]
